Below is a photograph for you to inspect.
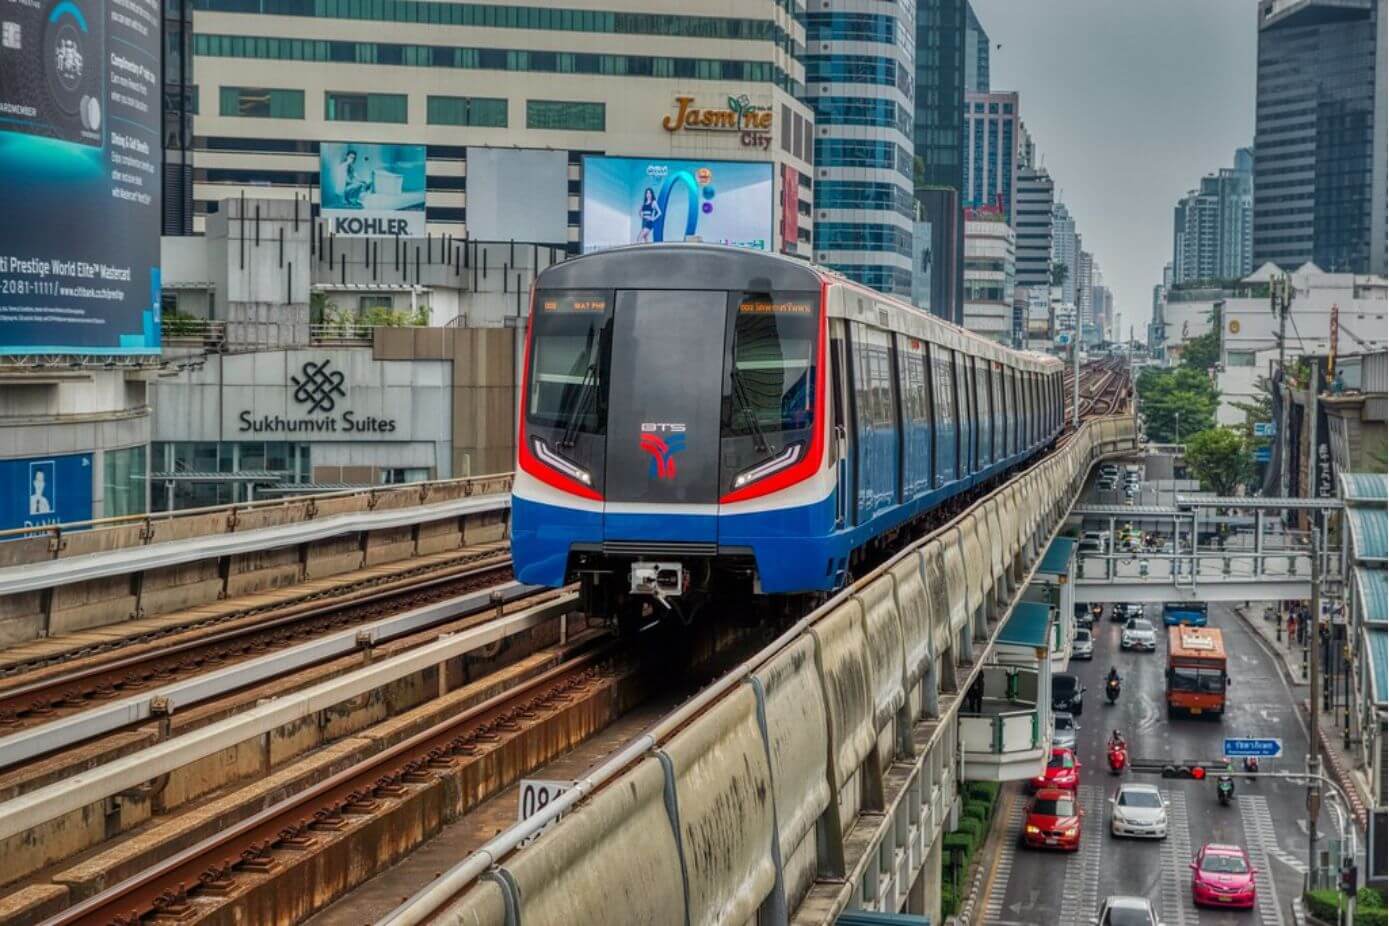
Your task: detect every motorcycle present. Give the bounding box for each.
[1105,678,1121,704]
[1216,774,1235,806]
[1107,742,1128,775]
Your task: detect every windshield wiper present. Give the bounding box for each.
[730,368,771,455]
[558,362,597,449]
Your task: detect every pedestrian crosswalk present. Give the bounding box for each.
[1159,790,1193,926]
[1239,795,1286,926]
[982,796,1027,922]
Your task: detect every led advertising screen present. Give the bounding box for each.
[0,453,93,534]
[0,0,161,355]
[581,156,773,254]
[320,142,427,237]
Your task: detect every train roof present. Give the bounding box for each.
[535,244,1061,374]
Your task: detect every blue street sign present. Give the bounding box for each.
[1223,737,1282,758]
[1254,421,1277,438]
[1254,447,1272,463]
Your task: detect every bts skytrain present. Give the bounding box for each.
[511,244,1065,627]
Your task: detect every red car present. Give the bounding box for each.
[1190,843,1257,909]
[1023,788,1083,851]
[1029,747,1081,791]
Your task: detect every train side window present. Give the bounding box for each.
[975,359,992,465]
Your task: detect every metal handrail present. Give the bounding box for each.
[0,471,513,545]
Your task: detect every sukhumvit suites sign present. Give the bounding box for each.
[234,359,398,434]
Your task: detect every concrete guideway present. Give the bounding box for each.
[381,415,1141,926]
[0,580,538,770]
[0,492,511,598]
[0,592,574,846]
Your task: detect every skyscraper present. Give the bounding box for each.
[1253,0,1387,275]
[962,91,1020,223]
[1014,166,1054,290]
[1172,147,1253,283]
[1051,202,1078,304]
[915,0,968,321]
[965,4,990,93]
[806,2,918,295]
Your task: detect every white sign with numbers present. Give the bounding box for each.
[517,779,573,846]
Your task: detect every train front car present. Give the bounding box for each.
[512,245,831,628]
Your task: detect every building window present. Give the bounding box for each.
[426,95,508,127]
[1226,350,1257,367]
[103,446,147,517]
[325,91,408,123]
[526,99,604,131]
[219,86,304,119]
[379,467,432,484]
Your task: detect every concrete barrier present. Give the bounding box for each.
[940,534,968,639]
[984,500,1006,592]
[504,757,686,925]
[435,877,507,926]
[809,600,876,797]
[960,513,988,620]
[921,542,952,659]
[661,684,777,926]
[889,552,933,688]
[854,576,906,735]
[752,636,831,909]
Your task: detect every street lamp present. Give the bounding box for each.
[1175,410,1181,445]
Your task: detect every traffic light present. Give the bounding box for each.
[1160,763,1208,779]
[1340,863,1358,896]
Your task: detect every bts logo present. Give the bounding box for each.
[639,422,686,480]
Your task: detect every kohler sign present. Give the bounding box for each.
[236,359,399,434]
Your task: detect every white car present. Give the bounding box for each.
[1093,895,1164,925]
[1109,783,1170,839]
[1121,618,1157,651]
[1072,628,1094,660]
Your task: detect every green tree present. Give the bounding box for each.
[1179,326,1221,371]
[1136,367,1219,443]
[1184,427,1255,495]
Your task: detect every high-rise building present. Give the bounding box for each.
[162,0,195,235]
[1172,147,1253,283]
[916,188,963,324]
[962,212,1015,344]
[915,0,968,321]
[1014,166,1054,290]
[1076,248,1094,342]
[807,1,918,295]
[965,4,990,93]
[1051,202,1077,304]
[962,91,1019,222]
[1016,122,1036,171]
[1253,0,1387,275]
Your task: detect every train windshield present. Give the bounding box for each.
[526,291,612,434]
[724,294,819,436]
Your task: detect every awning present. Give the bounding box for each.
[1038,537,1076,576]
[1341,472,1388,506]
[1363,626,1387,707]
[1347,507,1389,564]
[997,601,1052,649]
[1355,566,1387,626]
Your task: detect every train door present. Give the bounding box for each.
[830,318,854,531]
[602,289,726,541]
[851,323,899,524]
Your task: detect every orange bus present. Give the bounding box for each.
[1166,627,1228,717]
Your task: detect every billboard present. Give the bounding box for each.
[0,0,161,355]
[581,156,773,254]
[0,453,93,533]
[320,142,426,237]
[464,148,568,244]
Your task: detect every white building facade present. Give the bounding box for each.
[963,216,1015,344]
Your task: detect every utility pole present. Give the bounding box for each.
[1306,373,1322,886]
[1275,274,1292,498]
[1072,337,1080,428]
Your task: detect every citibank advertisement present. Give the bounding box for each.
[0,0,161,355]
[0,453,93,534]
[581,156,772,254]
[320,142,426,237]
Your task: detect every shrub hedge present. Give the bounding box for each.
[1303,888,1386,926]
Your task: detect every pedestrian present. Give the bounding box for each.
[1287,612,1297,648]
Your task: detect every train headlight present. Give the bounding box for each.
[732,443,803,490]
[533,438,592,486]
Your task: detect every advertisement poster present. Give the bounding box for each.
[0,0,161,355]
[320,142,426,237]
[581,155,772,254]
[0,453,93,534]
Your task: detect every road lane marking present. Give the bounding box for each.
[1239,794,1286,926]
[1058,785,1104,924]
[1160,789,1193,926]
[982,792,1026,923]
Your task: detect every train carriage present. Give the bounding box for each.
[512,244,1063,626]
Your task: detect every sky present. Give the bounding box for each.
[971,0,1257,334]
